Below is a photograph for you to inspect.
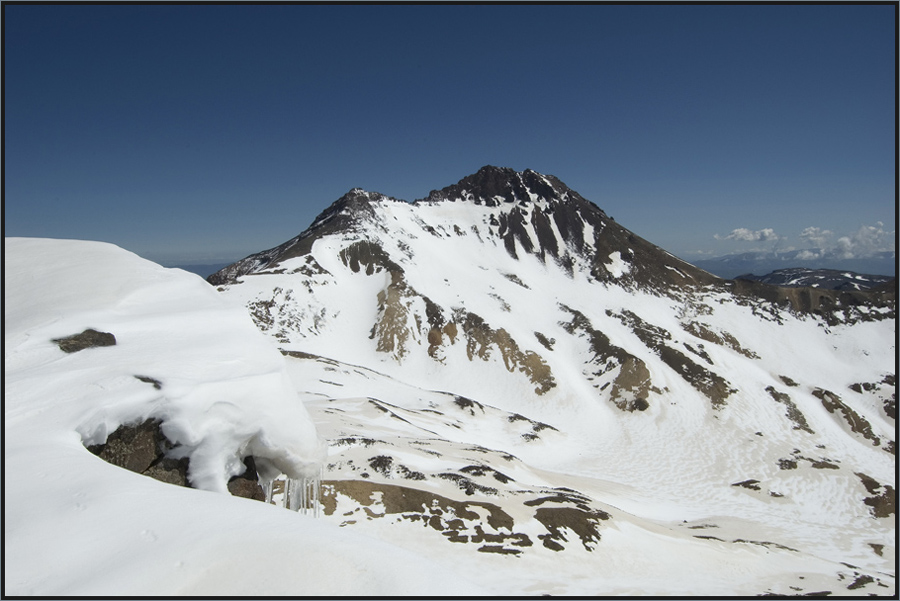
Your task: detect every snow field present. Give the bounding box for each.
[5,238,492,595]
[214,195,895,594]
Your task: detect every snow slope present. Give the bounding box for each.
[208,167,896,595]
[4,168,895,596]
[4,238,485,596]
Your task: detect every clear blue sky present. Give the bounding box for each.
[4,4,896,266]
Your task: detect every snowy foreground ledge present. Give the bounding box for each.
[4,238,485,596]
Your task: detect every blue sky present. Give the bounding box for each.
[4,4,896,269]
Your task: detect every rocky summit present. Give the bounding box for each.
[207,166,895,595]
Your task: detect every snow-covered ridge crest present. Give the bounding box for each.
[416,165,581,207]
[5,238,324,493]
[210,166,720,292]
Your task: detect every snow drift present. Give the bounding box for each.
[4,237,484,596]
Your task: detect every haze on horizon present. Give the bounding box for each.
[3,4,895,273]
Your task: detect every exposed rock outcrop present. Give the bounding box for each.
[86,419,188,486]
[53,329,116,353]
[86,418,265,500]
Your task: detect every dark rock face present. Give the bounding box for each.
[87,419,188,485]
[855,473,896,518]
[53,329,116,353]
[227,456,266,501]
[559,306,656,412]
[419,165,576,207]
[207,165,893,327]
[418,166,719,291]
[143,457,190,487]
[207,166,721,292]
[207,189,403,286]
[728,278,896,325]
[86,419,265,500]
[339,240,401,274]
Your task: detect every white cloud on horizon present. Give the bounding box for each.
[829,222,895,260]
[715,227,781,242]
[712,222,894,260]
[799,227,834,249]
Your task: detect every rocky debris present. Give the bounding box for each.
[52,329,116,353]
[86,419,188,486]
[507,413,558,441]
[227,456,266,501]
[435,472,499,496]
[777,450,844,472]
[452,395,485,415]
[86,419,265,500]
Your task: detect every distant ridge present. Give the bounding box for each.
[735,267,895,291]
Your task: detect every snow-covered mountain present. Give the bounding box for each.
[5,166,895,596]
[205,166,896,595]
[735,267,895,291]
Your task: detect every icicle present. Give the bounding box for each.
[261,479,274,505]
[282,469,321,517]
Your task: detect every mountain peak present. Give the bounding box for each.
[209,166,722,290]
[417,165,582,207]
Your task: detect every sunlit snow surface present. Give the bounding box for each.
[4,238,486,596]
[5,230,896,595]
[215,197,896,596]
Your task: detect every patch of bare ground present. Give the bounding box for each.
[777,451,840,471]
[683,321,759,359]
[779,375,800,387]
[558,306,657,412]
[459,464,513,483]
[321,480,614,555]
[610,309,736,408]
[813,388,885,450]
[765,386,814,433]
[732,479,762,491]
[533,506,609,552]
[854,473,896,518]
[849,374,896,421]
[320,479,528,553]
[453,309,556,395]
[370,271,415,360]
[507,413,558,441]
